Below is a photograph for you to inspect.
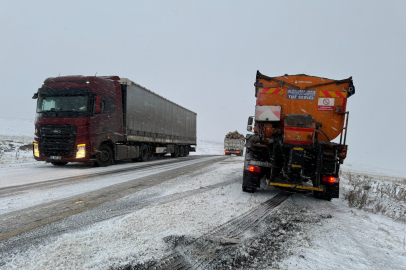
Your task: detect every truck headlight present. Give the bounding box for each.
[76,144,86,158]
[33,142,40,157]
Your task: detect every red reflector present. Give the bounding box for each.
[225,150,229,152]
[245,165,261,173]
[322,176,340,183]
[235,151,240,154]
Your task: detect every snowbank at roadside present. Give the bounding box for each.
[0,118,35,165]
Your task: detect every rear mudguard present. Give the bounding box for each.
[243,170,262,188]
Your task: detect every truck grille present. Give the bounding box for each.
[39,125,77,157]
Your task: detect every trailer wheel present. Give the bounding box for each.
[140,145,150,162]
[171,145,179,158]
[51,161,68,166]
[185,147,189,156]
[179,146,185,157]
[96,144,114,167]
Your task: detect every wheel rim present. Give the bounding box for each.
[99,150,110,163]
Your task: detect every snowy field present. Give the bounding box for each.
[0,117,405,269]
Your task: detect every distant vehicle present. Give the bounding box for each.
[243,71,355,200]
[224,131,245,156]
[32,76,196,166]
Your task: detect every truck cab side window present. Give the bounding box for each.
[101,96,115,114]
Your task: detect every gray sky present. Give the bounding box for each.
[1,0,405,171]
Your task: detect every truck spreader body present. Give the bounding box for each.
[32,76,196,166]
[243,71,355,200]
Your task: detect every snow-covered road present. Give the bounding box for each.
[0,156,222,215]
[0,156,405,270]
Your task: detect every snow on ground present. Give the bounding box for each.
[339,170,406,222]
[0,156,219,215]
[4,157,278,269]
[190,139,225,156]
[281,195,406,270]
[0,117,35,165]
[342,162,406,179]
[2,156,406,270]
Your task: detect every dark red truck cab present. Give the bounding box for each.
[33,76,196,166]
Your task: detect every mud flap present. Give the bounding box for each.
[242,170,261,188]
[324,183,339,198]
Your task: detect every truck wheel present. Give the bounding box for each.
[140,145,150,162]
[185,147,189,156]
[51,161,68,166]
[171,146,179,158]
[96,144,114,167]
[179,146,185,157]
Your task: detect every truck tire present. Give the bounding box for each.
[179,146,185,157]
[185,147,189,156]
[140,145,150,162]
[96,144,114,167]
[51,161,68,166]
[171,145,179,158]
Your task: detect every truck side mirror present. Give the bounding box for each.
[32,93,38,99]
[247,116,254,126]
[95,95,102,114]
[247,126,253,132]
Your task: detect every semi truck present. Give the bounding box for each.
[243,71,355,200]
[32,76,196,166]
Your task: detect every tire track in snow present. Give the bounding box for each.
[146,192,291,270]
[0,156,210,196]
[0,169,235,256]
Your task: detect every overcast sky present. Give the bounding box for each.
[1,0,405,171]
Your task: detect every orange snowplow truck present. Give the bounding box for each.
[243,71,355,200]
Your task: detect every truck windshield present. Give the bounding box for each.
[37,95,89,112]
